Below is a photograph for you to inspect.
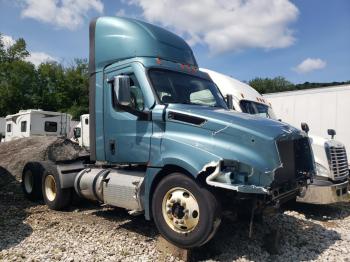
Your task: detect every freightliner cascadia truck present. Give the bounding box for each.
[202,68,349,205]
[21,17,315,248]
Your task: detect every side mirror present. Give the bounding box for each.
[114,75,131,106]
[226,94,233,109]
[301,122,309,134]
[327,129,336,139]
[73,127,81,139]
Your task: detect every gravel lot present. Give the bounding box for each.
[1,172,350,261]
[1,138,350,261]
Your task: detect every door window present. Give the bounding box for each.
[21,121,27,132]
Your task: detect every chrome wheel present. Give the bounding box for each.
[23,170,34,193]
[44,175,57,201]
[162,187,200,234]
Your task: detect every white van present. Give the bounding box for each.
[5,109,72,142]
[203,68,349,205]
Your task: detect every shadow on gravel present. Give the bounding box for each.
[191,212,341,262]
[284,202,350,221]
[0,166,34,251]
[92,208,158,239]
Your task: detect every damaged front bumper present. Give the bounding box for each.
[297,179,350,204]
[204,161,308,203]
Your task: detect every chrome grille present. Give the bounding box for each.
[328,146,349,179]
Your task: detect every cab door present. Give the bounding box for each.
[103,64,152,164]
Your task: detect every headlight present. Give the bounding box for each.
[315,162,330,178]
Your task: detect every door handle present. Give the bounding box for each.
[109,139,116,155]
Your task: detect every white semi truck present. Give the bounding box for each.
[5,109,72,142]
[202,68,349,205]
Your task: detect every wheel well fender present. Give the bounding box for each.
[145,164,196,220]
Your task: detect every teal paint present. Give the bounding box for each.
[89,17,314,220]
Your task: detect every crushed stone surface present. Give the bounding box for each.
[0,137,88,180]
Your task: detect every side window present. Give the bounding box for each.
[21,121,27,132]
[45,121,57,132]
[7,123,11,132]
[84,118,89,125]
[112,74,145,111]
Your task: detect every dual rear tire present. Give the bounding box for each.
[21,162,72,210]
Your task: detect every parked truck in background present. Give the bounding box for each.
[20,17,315,248]
[4,109,71,142]
[202,68,349,205]
[0,117,5,142]
[73,114,90,149]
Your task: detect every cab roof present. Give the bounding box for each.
[201,68,269,106]
[89,16,197,74]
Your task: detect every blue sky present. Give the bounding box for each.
[0,0,349,84]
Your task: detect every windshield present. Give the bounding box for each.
[240,100,277,119]
[149,69,227,108]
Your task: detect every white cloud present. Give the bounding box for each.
[294,58,327,74]
[25,52,57,67]
[116,9,126,17]
[20,0,104,30]
[1,34,57,66]
[1,34,16,49]
[129,0,299,54]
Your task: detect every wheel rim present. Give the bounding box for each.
[162,187,200,234]
[45,175,57,201]
[24,170,34,193]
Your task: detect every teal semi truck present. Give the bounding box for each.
[21,17,315,248]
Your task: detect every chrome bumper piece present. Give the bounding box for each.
[297,179,349,204]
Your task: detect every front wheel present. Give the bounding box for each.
[152,173,221,248]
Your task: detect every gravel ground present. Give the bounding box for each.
[1,174,350,261]
[1,138,350,261]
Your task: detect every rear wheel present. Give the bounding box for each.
[42,165,72,210]
[152,173,221,248]
[21,162,44,201]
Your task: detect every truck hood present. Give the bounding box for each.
[166,104,300,141]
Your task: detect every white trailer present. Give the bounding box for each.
[263,85,350,162]
[203,68,349,205]
[0,117,5,142]
[72,114,90,148]
[5,109,72,142]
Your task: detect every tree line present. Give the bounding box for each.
[248,77,350,94]
[1,34,348,119]
[0,34,89,120]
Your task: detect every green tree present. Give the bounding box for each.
[0,34,37,116]
[249,76,294,94]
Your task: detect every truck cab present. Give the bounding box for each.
[21,17,314,249]
[202,68,349,204]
